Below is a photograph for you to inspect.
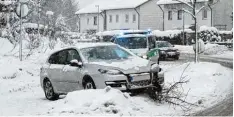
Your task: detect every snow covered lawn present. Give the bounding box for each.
[0,53,232,115]
[175,44,233,59]
[0,38,232,115]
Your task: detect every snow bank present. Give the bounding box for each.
[203,43,229,55]
[165,62,232,107]
[0,38,14,55]
[175,43,230,55]
[52,87,137,115]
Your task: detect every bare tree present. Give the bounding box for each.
[172,0,217,63]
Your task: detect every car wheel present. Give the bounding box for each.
[43,79,59,100]
[175,56,179,60]
[147,86,162,101]
[84,79,96,89]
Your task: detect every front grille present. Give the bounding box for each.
[130,80,151,86]
[105,80,127,87]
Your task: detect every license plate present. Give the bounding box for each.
[129,73,150,82]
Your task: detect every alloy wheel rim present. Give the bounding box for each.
[85,82,93,89]
[44,81,53,98]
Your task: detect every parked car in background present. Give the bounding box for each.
[40,43,164,100]
[156,41,180,60]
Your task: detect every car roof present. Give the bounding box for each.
[47,42,123,63]
[49,42,117,55]
[116,34,147,38]
[74,42,116,49]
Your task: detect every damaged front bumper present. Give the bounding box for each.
[104,72,164,91]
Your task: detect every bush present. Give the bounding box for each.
[199,26,221,43]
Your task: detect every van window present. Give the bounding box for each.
[148,36,156,48]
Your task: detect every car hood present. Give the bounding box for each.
[159,47,178,51]
[129,48,148,56]
[88,56,151,74]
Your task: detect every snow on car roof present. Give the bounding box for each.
[96,30,147,36]
[50,43,117,55]
[74,42,117,49]
[157,0,208,5]
[116,34,147,38]
[75,0,149,14]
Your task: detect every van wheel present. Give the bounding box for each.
[83,78,96,89]
[43,79,59,100]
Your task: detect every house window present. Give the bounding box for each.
[125,14,129,23]
[168,11,172,20]
[87,18,89,24]
[202,10,207,20]
[178,10,182,20]
[133,14,136,23]
[116,15,119,23]
[109,15,112,23]
[93,16,97,25]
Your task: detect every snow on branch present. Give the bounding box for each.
[182,8,195,18]
[172,0,193,9]
[196,6,205,15]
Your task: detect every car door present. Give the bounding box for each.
[61,49,84,93]
[48,50,67,93]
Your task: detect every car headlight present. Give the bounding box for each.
[98,69,122,75]
[142,55,148,59]
[160,50,166,54]
[150,63,162,72]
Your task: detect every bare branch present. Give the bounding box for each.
[183,8,195,18]
[196,6,205,15]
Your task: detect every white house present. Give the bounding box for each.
[75,0,164,33]
[157,0,233,31]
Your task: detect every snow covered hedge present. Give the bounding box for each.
[199,26,221,43]
[152,29,194,45]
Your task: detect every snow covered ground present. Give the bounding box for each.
[0,38,233,115]
[175,44,233,59]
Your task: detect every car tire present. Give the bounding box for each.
[147,86,162,101]
[83,78,96,89]
[175,56,179,60]
[43,79,59,100]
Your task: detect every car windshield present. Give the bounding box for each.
[157,41,173,48]
[80,45,133,61]
[115,36,147,49]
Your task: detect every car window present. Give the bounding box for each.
[80,45,132,61]
[148,36,156,48]
[48,53,59,64]
[57,50,67,64]
[157,41,173,48]
[66,49,81,63]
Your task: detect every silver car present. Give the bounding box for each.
[40,43,164,100]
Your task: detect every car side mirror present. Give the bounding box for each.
[70,59,83,67]
[172,45,175,47]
